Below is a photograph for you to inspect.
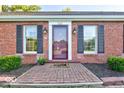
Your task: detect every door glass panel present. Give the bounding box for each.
[53,26,68,59]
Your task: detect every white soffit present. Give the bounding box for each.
[1,15,124,21]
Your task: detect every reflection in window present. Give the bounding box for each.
[25,26,37,52]
[84,26,97,53]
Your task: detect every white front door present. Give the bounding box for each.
[48,21,72,60]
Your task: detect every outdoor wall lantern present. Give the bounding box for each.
[72,28,77,34]
[43,27,48,34]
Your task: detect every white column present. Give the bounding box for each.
[48,23,52,60]
[68,22,72,60]
[0,5,2,12]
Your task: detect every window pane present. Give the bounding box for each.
[25,26,37,52]
[84,26,97,53]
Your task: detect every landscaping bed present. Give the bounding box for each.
[0,64,34,78]
[83,63,124,78]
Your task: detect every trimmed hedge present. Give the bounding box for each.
[37,57,48,65]
[0,56,21,72]
[107,56,124,72]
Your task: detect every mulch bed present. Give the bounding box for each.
[0,64,34,78]
[83,63,124,78]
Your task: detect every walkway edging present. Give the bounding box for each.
[80,64,101,81]
[12,65,35,83]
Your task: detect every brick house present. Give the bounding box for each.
[0,12,124,64]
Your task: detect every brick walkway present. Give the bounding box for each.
[13,63,102,84]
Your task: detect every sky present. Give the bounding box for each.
[41,5,124,11]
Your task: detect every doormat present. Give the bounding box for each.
[53,63,69,68]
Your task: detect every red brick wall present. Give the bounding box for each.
[0,21,48,64]
[0,21,124,64]
[72,21,124,63]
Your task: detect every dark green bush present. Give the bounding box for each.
[37,57,48,65]
[107,56,124,71]
[0,56,21,72]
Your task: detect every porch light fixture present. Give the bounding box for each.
[72,28,77,34]
[43,27,48,34]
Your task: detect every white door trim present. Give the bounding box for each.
[48,21,72,60]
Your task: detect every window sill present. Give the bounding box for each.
[23,52,37,55]
[84,51,97,54]
[83,52,97,56]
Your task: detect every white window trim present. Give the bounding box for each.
[83,25,98,54]
[23,25,37,54]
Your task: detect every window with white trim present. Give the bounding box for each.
[24,25,37,53]
[84,25,97,54]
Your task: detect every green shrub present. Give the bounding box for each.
[107,56,124,71]
[0,56,21,72]
[37,57,48,65]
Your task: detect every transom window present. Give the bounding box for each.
[24,25,37,53]
[84,25,97,54]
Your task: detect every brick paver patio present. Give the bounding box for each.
[13,63,102,84]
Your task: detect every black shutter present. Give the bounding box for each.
[37,25,43,53]
[98,25,104,53]
[77,25,84,53]
[16,25,23,53]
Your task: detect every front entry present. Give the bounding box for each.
[52,25,68,60]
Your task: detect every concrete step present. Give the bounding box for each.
[101,77,124,86]
[0,76,15,83]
